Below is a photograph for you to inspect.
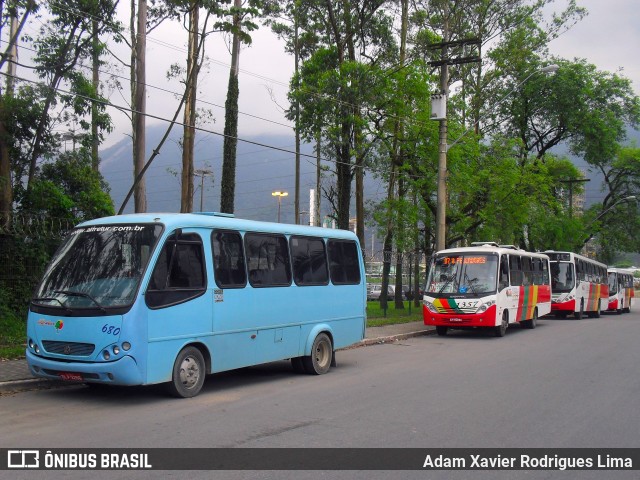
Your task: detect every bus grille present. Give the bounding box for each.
[42,341,95,356]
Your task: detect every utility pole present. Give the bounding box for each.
[428,30,481,251]
[194,169,213,212]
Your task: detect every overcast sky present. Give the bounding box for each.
[102,0,640,151]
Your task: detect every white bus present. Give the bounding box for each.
[423,244,552,337]
[546,251,608,319]
[606,268,634,314]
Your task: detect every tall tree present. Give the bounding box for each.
[219,0,261,214]
[132,0,147,212]
[0,0,38,226]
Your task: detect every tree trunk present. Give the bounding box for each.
[133,0,147,213]
[220,0,241,214]
[180,3,199,213]
[91,19,100,171]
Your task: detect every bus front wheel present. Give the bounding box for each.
[494,312,508,337]
[575,300,584,320]
[436,326,448,336]
[302,333,333,375]
[168,346,206,398]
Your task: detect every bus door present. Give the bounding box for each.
[505,254,523,322]
[145,229,211,383]
[209,230,261,371]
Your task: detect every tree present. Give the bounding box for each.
[219,0,264,214]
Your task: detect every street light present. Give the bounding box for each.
[582,195,637,247]
[434,64,560,251]
[272,191,288,223]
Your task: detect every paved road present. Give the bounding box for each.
[2,312,639,480]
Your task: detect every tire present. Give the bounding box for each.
[436,326,448,336]
[575,300,584,320]
[302,333,333,375]
[291,357,306,373]
[523,308,538,329]
[167,346,206,398]
[494,312,508,337]
[557,311,568,319]
[593,300,601,318]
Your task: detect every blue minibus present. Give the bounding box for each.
[26,213,366,397]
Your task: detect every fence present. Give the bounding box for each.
[0,215,74,311]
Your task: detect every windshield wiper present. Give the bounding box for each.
[53,290,107,313]
[438,275,453,294]
[31,296,72,314]
[464,273,478,295]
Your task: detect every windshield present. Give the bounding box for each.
[426,253,498,296]
[33,224,163,311]
[551,261,574,293]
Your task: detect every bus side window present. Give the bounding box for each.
[212,230,246,288]
[146,232,206,309]
[291,236,329,286]
[328,240,361,285]
[245,233,291,287]
[499,255,509,291]
[509,255,523,286]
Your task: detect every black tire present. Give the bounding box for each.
[302,333,333,375]
[575,300,584,320]
[436,326,448,336]
[494,312,508,337]
[167,346,206,398]
[593,300,601,318]
[291,357,306,373]
[557,311,568,319]
[523,308,538,329]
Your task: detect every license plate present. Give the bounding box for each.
[59,372,83,382]
[449,318,462,322]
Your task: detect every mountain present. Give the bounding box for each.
[99,125,386,226]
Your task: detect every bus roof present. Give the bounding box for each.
[434,245,550,259]
[544,250,607,268]
[76,213,359,241]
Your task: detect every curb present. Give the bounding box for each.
[0,378,69,394]
[360,328,435,347]
[0,329,435,394]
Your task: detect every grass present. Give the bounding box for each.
[367,300,423,327]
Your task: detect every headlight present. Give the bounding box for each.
[122,342,131,351]
[477,300,495,313]
[424,301,438,313]
[102,350,111,360]
[112,346,120,355]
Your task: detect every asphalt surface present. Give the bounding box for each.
[0,319,434,393]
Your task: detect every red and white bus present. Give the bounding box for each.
[607,268,635,314]
[546,251,608,319]
[423,244,552,337]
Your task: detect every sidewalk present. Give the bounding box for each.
[0,321,433,393]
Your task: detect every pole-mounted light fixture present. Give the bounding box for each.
[272,191,289,223]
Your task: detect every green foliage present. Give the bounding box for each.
[17,151,114,221]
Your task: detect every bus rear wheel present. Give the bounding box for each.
[522,308,538,329]
[302,333,333,375]
[168,346,206,398]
